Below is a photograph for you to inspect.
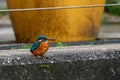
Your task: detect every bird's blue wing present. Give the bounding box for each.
[30,42,40,52]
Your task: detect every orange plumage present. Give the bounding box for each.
[30,35,54,58]
[32,41,49,57]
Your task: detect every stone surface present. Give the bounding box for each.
[1,39,120,49]
[0,26,15,42]
[0,44,120,80]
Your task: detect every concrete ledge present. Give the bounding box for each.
[0,44,120,80]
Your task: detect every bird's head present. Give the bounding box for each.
[37,35,55,42]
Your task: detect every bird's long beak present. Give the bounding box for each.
[47,38,55,41]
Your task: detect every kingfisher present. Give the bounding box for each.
[30,35,55,58]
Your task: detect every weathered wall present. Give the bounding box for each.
[0,44,120,80]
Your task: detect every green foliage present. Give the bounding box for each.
[0,8,7,16]
[106,0,118,3]
[56,42,64,47]
[89,40,96,45]
[21,44,32,49]
[56,42,70,47]
[105,0,120,16]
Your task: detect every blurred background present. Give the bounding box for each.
[0,0,120,43]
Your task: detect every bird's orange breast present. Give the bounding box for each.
[32,41,49,56]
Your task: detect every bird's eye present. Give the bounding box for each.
[39,39,46,42]
[38,40,42,42]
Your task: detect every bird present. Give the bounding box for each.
[30,35,55,58]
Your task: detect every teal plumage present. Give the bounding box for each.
[37,35,48,41]
[30,35,47,52]
[30,35,55,58]
[30,41,40,52]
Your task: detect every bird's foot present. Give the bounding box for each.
[36,55,45,59]
[34,55,48,59]
[36,56,42,58]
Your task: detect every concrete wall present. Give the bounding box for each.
[0,44,120,80]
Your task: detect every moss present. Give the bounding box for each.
[105,0,120,16]
[39,64,57,74]
[40,64,50,70]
